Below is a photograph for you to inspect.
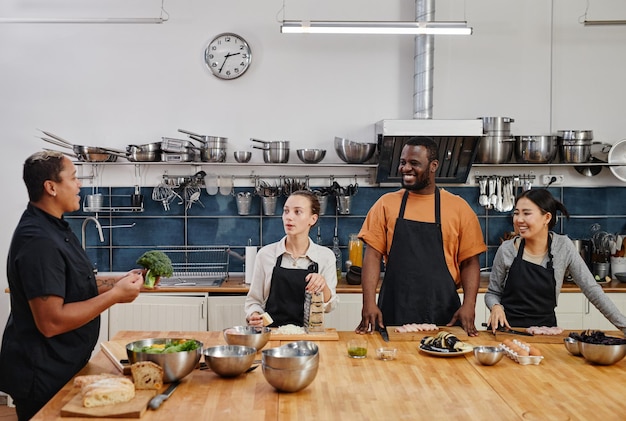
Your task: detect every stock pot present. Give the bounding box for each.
[514,135,557,163]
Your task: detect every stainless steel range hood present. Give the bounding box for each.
[375,119,483,185]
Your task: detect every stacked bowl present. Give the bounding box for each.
[261,341,319,392]
[223,326,271,350]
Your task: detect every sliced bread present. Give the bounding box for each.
[131,361,164,390]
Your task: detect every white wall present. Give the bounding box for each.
[1,0,626,337]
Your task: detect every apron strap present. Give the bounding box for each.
[517,235,555,269]
[275,254,283,267]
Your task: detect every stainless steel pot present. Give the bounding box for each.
[475,135,516,164]
[126,143,162,162]
[514,135,557,163]
[558,139,596,163]
[40,136,118,162]
[478,117,515,133]
[557,130,594,141]
[251,139,290,163]
[177,130,228,162]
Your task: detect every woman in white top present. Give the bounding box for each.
[245,190,338,327]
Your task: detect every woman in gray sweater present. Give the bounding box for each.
[485,189,626,333]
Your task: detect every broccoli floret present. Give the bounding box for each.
[136,250,173,288]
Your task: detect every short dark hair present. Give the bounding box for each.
[23,150,66,202]
[404,137,439,162]
[516,188,570,229]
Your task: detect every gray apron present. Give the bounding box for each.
[378,189,461,326]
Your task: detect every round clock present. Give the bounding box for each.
[204,33,252,80]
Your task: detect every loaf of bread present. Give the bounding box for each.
[73,373,119,388]
[131,361,163,390]
[81,377,135,408]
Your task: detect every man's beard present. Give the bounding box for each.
[401,174,431,191]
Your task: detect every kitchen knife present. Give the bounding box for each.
[377,324,390,342]
[496,327,534,337]
[149,381,180,410]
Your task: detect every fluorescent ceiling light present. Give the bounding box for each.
[0,17,164,24]
[583,20,626,26]
[280,20,472,35]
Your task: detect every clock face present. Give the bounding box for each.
[204,33,252,80]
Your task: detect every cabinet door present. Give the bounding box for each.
[457,293,488,329]
[583,293,626,331]
[324,293,367,331]
[555,293,585,329]
[109,294,207,338]
[207,295,247,331]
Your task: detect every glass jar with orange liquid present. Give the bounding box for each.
[348,234,363,268]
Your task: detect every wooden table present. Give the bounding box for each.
[32,330,626,420]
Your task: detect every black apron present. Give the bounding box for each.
[378,189,461,326]
[265,255,318,327]
[501,236,557,327]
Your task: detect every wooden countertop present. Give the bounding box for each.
[144,276,626,294]
[33,329,626,420]
[6,277,626,295]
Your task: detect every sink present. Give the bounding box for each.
[158,276,226,287]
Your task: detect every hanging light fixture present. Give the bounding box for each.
[280,20,472,35]
[0,17,164,24]
[583,20,626,26]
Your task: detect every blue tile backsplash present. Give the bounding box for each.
[68,186,626,274]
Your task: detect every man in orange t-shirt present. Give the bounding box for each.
[356,137,486,336]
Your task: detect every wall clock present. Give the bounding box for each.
[204,33,252,80]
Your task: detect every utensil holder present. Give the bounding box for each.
[86,193,103,211]
[236,195,252,216]
[337,195,351,215]
[318,195,328,216]
[593,262,610,280]
[262,196,277,216]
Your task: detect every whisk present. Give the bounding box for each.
[152,181,178,211]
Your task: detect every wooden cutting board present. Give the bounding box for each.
[60,389,156,418]
[270,327,339,341]
[386,326,468,342]
[101,341,131,375]
[492,329,573,344]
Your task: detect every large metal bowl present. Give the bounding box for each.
[223,326,271,350]
[203,345,257,377]
[262,363,319,392]
[126,338,203,383]
[297,149,326,164]
[262,341,319,370]
[334,137,377,164]
[580,341,626,365]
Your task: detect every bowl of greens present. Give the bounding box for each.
[126,338,203,382]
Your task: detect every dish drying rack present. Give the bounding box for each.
[157,246,230,286]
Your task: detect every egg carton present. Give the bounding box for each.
[499,339,544,365]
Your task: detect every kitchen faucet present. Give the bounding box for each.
[81,216,104,250]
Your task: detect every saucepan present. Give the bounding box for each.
[39,131,118,162]
[178,129,228,162]
[251,138,290,163]
[125,142,162,162]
